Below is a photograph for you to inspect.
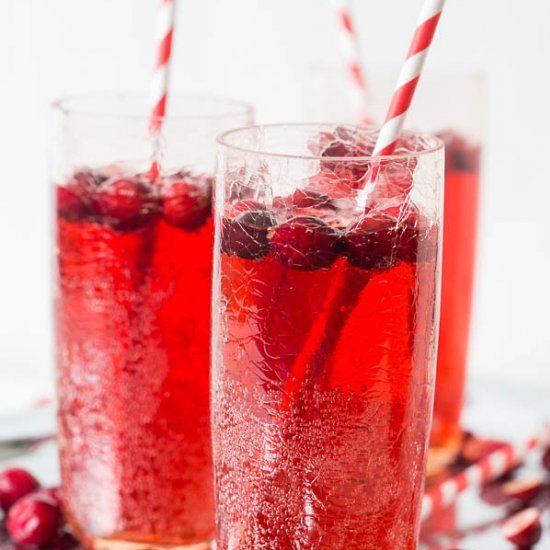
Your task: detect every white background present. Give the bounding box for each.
[0,0,549,411]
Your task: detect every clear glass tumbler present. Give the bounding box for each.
[212,124,444,549]
[368,71,484,473]
[52,93,253,549]
[304,67,484,473]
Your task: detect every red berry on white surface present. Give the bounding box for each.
[502,507,542,548]
[7,493,61,547]
[0,468,40,512]
[502,476,544,505]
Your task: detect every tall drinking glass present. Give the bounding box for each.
[304,67,484,473]
[212,124,444,549]
[367,71,484,473]
[52,93,253,549]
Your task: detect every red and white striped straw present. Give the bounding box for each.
[330,0,369,122]
[422,426,550,521]
[373,0,446,157]
[149,0,177,133]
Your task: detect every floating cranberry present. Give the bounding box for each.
[502,507,542,548]
[162,181,211,230]
[270,216,340,271]
[346,203,437,269]
[7,494,61,547]
[0,469,40,512]
[95,178,149,220]
[273,189,334,218]
[227,199,265,218]
[321,141,351,158]
[70,169,105,188]
[57,170,112,221]
[502,476,544,505]
[56,185,88,220]
[291,189,332,209]
[344,211,397,270]
[222,210,276,260]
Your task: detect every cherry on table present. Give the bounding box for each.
[0,468,40,512]
[502,507,542,548]
[7,493,61,547]
[502,475,544,506]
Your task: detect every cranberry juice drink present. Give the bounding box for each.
[56,168,214,545]
[430,131,481,458]
[364,72,484,473]
[52,94,253,549]
[212,125,444,549]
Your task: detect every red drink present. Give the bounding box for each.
[55,168,215,547]
[430,131,481,462]
[212,125,443,549]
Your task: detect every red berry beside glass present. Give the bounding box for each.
[7,494,61,547]
[0,468,40,512]
[0,468,77,549]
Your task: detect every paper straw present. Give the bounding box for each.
[149,0,177,134]
[330,0,369,122]
[422,426,550,521]
[373,0,446,156]
[355,0,445,207]
[286,0,447,402]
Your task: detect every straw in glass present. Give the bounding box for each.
[282,0,447,407]
[148,0,177,180]
[373,0,446,157]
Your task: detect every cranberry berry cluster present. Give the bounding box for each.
[0,468,78,549]
[221,191,437,272]
[57,170,213,232]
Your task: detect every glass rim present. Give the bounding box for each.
[217,123,444,162]
[52,92,254,122]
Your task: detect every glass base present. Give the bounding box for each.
[92,539,212,550]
